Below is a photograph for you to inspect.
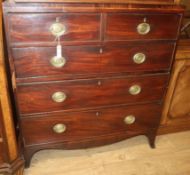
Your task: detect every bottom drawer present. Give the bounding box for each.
[21,103,161,146]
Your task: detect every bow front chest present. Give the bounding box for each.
[2,0,184,167]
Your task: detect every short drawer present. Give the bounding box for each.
[105,13,181,40]
[8,13,100,44]
[21,103,161,146]
[17,74,169,115]
[12,42,175,78]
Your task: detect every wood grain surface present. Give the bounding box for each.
[17,74,169,115]
[12,0,177,5]
[12,42,175,78]
[21,103,161,146]
[106,13,181,40]
[8,13,101,44]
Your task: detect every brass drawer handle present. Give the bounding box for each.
[52,92,67,103]
[137,23,151,35]
[50,56,66,68]
[129,85,141,95]
[133,53,146,64]
[50,22,66,37]
[53,123,66,134]
[124,115,136,125]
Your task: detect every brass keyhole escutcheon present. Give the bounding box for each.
[133,53,146,64]
[52,92,67,103]
[97,81,102,86]
[50,56,66,68]
[124,115,136,125]
[53,124,66,134]
[129,85,141,95]
[50,22,66,37]
[99,48,103,54]
[137,23,151,35]
[96,112,100,117]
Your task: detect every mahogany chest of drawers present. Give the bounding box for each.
[3,1,184,167]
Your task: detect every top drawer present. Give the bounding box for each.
[105,13,181,41]
[8,13,100,44]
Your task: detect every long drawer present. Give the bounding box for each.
[21,103,161,146]
[8,13,100,44]
[12,42,175,78]
[106,13,181,40]
[17,74,169,115]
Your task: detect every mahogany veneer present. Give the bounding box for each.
[9,13,100,43]
[12,0,179,4]
[12,42,175,78]
[2,0,184,168]
[106,13,181,40]
[21,104,161,145]
[17,74,169,115]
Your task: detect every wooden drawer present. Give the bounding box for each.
[12,42,175,78]
[21,103,161,146]
[105,13,181,40]
[8,13,100,44]
[17,74,169,115]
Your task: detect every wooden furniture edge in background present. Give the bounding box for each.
[159,40,190,135]
[0,0,24,174]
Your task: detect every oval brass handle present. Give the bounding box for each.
[50,56,66,68]
[52,92,67,103]
[50,22,66,37]
[133,53,146,64]
[129,85,141,95]
[137,23,151,35]
[53,123,66,134]
[124,115,136,125]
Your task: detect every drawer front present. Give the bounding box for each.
[12,42,174,78]
[17,74,169,115]
[12,46,101,78]
[106,13,181,40]
[21,103,161,146]
[8,13,100,44]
